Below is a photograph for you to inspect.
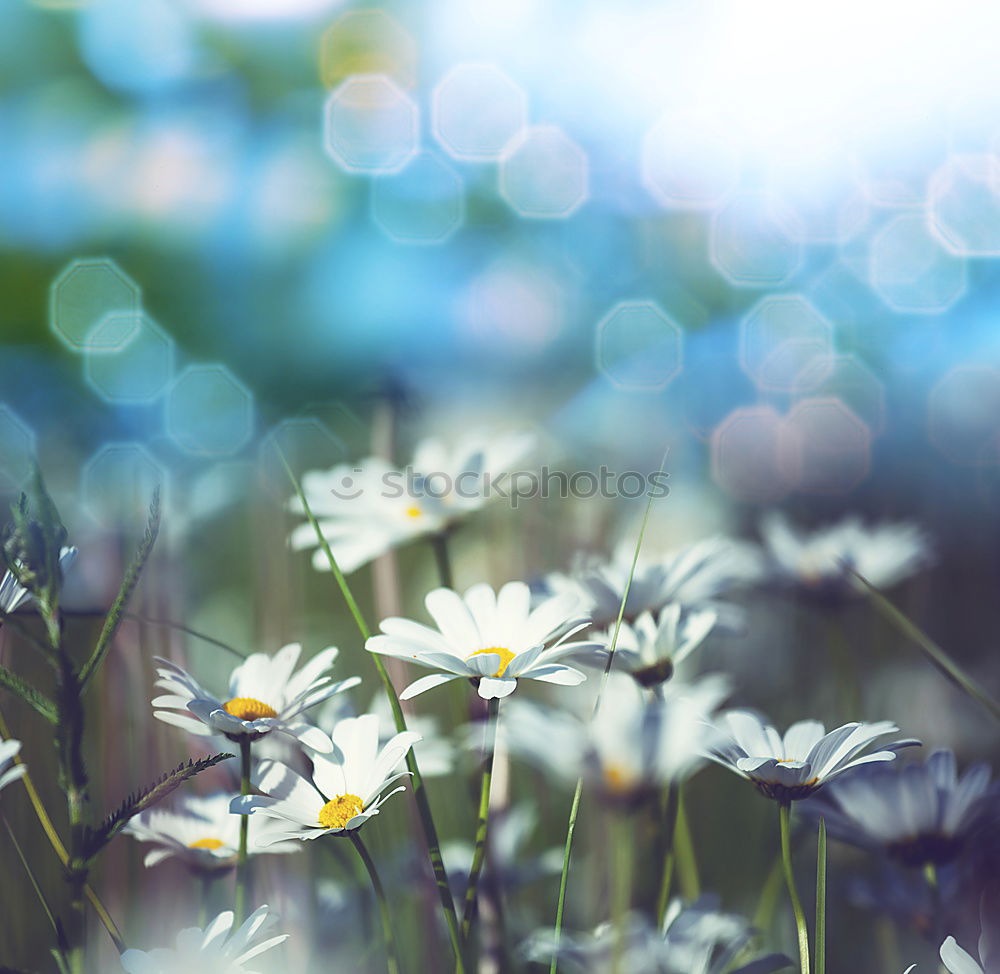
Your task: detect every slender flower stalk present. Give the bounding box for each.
[235,737,252,924]
[673,790,701,901]
[779,803,810,974]
[654,783,680,926]
[548,457,665,974]
[462,696,500,939]
[283,451,465,972]
[610,814,633,974]
[815,818,826,974]
[351,831,402,974]
[431,531,455,589]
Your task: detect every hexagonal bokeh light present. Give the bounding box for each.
[868,211,967,314]
[81,442,167,528]
[928,155,1000,256]
[780,397,872,494]
[928,365,1000,466]
[322,74,419,175]
[258,416,348,500]
[498,125,588,219]
[791,353,887,436]
[640,112,740,209]
[83,313,175,403]
[50,258,141,351]
[432,63,528,162]
[710,194,803,288]
[319,10,418,91]
[370,152,464,244]
[710,405,791,504]
[739,294,833,392]
[165,364,255,457]
[0,404,36,492]
[594,300,683,391]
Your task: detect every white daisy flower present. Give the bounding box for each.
[941,935,990,974]
[543,537,759,630]
[152,644,360,752]
[585,604,718,688]
[289,431,535,574]
[0,739,27,795]
[124,793,300,872]
[0,545,77,615]
[230,715,420,839]
[119,904,288,974]
[803,749,996,867]
[760,512,930,598]
[319,692,456,778]
[366,581,600,700]
[707,710,920,802]
[503,673,729,803]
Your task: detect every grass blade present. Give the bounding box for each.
[848,566,1000,722]
[815,818,826,974]
[0,664,56,723]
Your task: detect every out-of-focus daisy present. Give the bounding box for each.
[940,931,993,974]
[503,673,728,804]
[231,715,419,839]
[289,431,534,574]
[0,739,27,795]
[152,644,359,752]
[803,750,996,867]
[543,537,759,630]
[707,710,919,802]
[366,581,600,700]
[124,793,299,872]
[119,904,288,973]
[585,604,718,688]
[0,545,77,615]
[320,692,456,778]
[525,899,790,974]
[759,512,930,600]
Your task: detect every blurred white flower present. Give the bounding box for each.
[759,512,930,598]
[231,715,419,839]
[0,545,77,615]
[503,672,729,802]
[124,792,299,871]
[152,644,359,752]
[941,935,986,974]
[289,431,534,573]
[119,905,288,973]
[803,749,996,867]
[707,710,919,802]
[543,536,759,630]
[367,581,600,700]
[584,604,718,688]
[0,739,26,796]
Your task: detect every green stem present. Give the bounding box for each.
[815,818,826,974]
[351,831,401,974]
[779,803,810,974]
[235,737,252,924]
[655,783,680,926]
[673,788,700,902]
[282,451,465,972]
[548,778,583,974]
[461,697,499,939]
[430,531,455,590]
[611,814,634,974]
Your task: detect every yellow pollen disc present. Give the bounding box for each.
[318,794,364,829]
[405,506,422,519]
[604,765,632,793]
[467,646,516,678]
[188,837,225,850]
[223,697,278,720]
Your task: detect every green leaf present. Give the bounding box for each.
[848,565,1000,723]
[84,752,233,859]
[79,488,160,690]
[0,664,56,723]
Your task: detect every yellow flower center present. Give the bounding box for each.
[318,794,364,829]
[466,646,516,678]
[223,697,278,720]
[405,506,422,519]
[603,765,633,793]
[188,837,225,850]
